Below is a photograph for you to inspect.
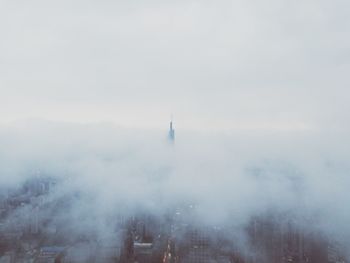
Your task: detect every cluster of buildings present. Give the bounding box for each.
[0,122,347,263]
[0,181,347,263]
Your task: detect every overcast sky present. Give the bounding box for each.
[1,0,349,131]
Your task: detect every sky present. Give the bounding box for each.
[1,0,349,131]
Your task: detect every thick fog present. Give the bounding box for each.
[1,121,350,249]
[1,0,350,260]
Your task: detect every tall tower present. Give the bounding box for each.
[168,120,175,142]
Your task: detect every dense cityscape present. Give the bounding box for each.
[0,123,347,263]
[0,175,347,263]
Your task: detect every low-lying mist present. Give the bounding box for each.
[0,120,349,251]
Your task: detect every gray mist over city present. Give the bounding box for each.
[1,0,350,262]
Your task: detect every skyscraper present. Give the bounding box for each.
[168,120,175,143]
